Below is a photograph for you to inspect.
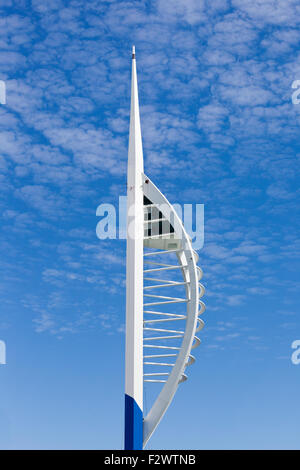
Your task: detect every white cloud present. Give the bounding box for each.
[226,295,246,306]
[197,103,229,133]
[15,185,65,216]
[156,0,206,25]
[233,0,300,26]
[219,84,275,106]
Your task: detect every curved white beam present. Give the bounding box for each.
[142,175,202,447]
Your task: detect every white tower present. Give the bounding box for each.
[125,47,205,450]
[125,45,144,450]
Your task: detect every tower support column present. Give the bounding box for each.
[125,46,144,451]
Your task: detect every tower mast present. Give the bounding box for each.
[124,46,144,450]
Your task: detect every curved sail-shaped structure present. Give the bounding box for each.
[125,47,205,450]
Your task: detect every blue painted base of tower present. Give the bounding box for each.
[124,394,143,450]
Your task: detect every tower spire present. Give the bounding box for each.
[128,45,144,179]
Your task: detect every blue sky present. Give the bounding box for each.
[0,0,300,450]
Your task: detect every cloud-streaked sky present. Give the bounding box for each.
[0,0,299,449]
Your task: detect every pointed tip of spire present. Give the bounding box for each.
[132,45,135,59]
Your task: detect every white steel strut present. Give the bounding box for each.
[124,47,205,450]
